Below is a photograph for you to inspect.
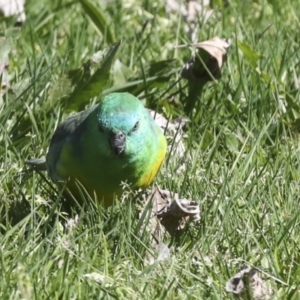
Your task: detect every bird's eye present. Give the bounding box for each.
[132,121,139,132]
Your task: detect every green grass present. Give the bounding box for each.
[1,0,300,298]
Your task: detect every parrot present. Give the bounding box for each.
[27,92,167,206]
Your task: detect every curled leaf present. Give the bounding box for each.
[225,266,273,300]
[144,186,200,237]
[179,37,231,82]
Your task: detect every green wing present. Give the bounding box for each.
[46,106,96,181]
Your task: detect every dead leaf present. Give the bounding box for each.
[139,186,200,265]
[225,266,274,299]
[142,186,200,238]
[179,37,231,82]
[192,38,231,69]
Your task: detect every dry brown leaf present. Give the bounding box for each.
[192,37,231,69]
[179,37,231,82]
[225,266,274,300]
[142,186,200,238]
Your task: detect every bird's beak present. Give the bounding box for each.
[109,131,126,155]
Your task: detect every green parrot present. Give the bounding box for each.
[27,92,167,206]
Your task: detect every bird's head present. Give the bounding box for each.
[97,93,150,157]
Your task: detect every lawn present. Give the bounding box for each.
[1,0,300,299]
